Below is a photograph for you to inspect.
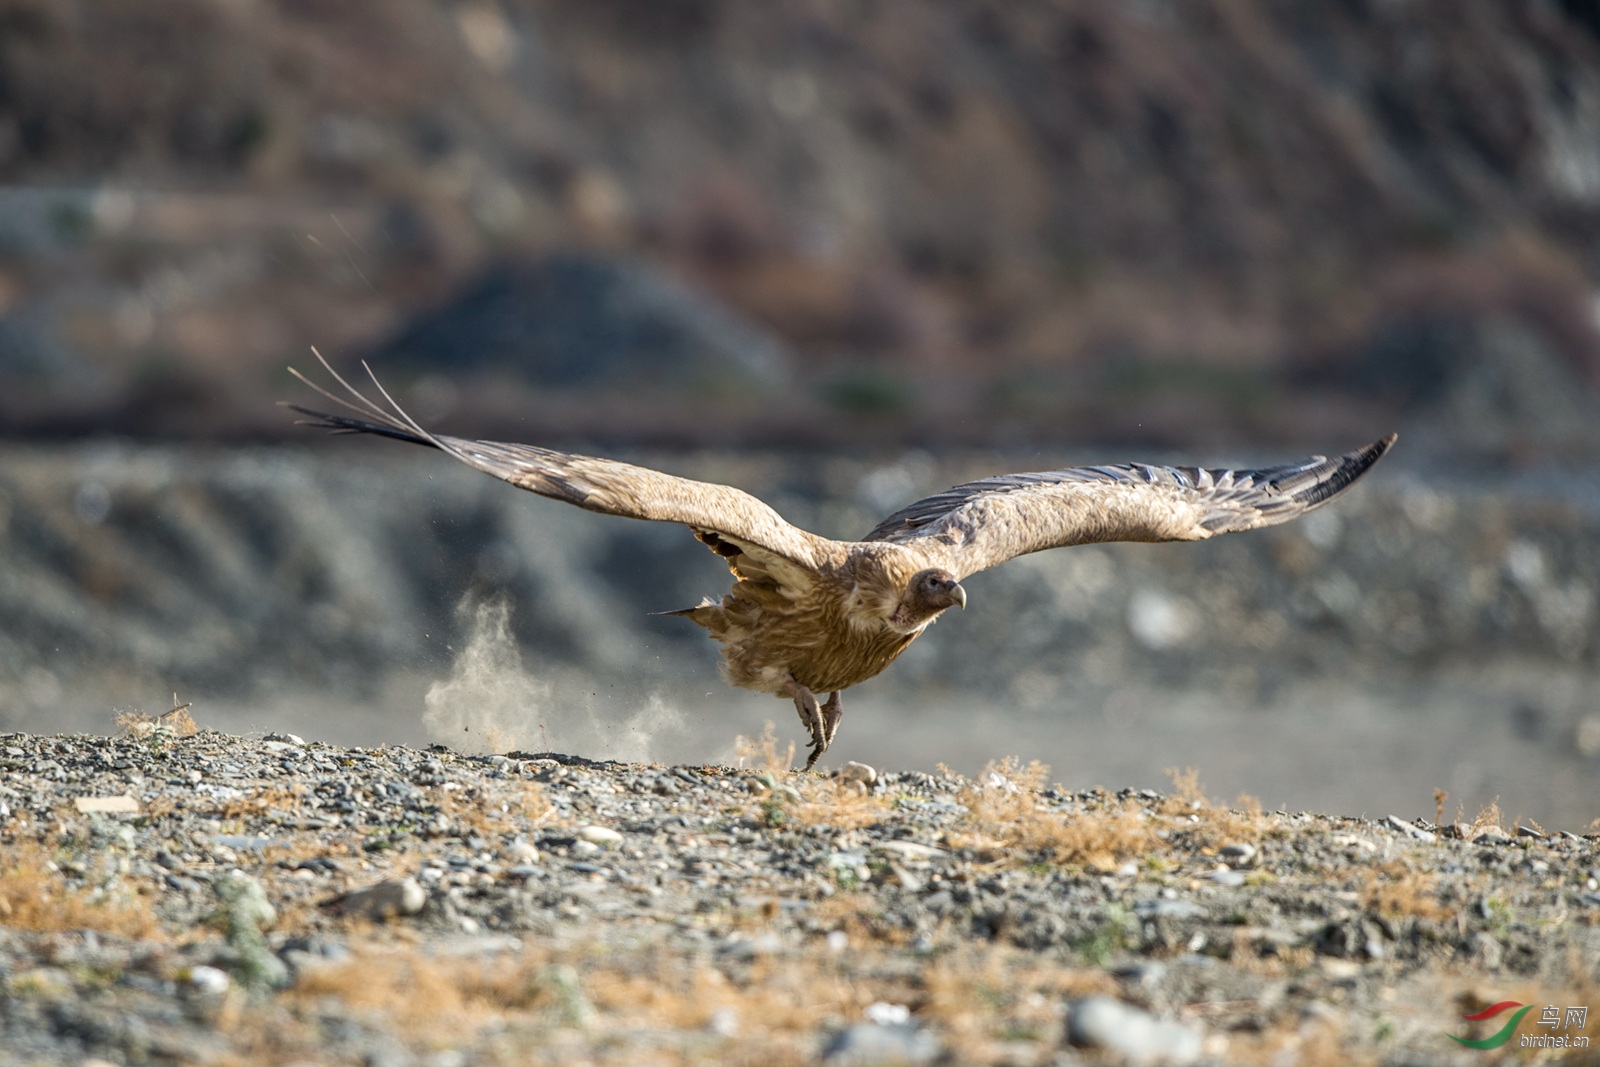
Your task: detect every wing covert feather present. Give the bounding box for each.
[862,436,1395,578]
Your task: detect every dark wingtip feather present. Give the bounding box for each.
[1295,432,1397,509]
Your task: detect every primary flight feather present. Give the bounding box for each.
[288,354,1395,768]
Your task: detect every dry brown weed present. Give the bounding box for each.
[0,836,159,938]
[952,758,1157,869]
[1360,861,1449,922]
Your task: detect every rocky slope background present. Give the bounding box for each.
[0,0,1598,456]
[0,728,1596,1066]
[1,442,1597,828]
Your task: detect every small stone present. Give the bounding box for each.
[1218,843,1257,867]
[889,864,922,891]
[577,825,623,846]
[1318,957,1362,980]
[1207,867,1246,888]
[708,1007,740,1037]
[719,932,783,960]
[1385,815,1436,842]
[1067,996,1202,1066]
[873,840,947,862]
[187,965,232,996]
[501,839,540,864]
[1474,826,1512,844]
[1515,824,1544,839]
[823,1023,940,1065]
[836,761,877,787]
[1111,960,1168,991]
[325,878,427,920]
[72,795,139,814]
[1134,899,1205,921]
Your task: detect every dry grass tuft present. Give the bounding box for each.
[1359,861,1449,922]
[114,697,199,740]
[1470,798,1505,837]
[788,776,892,830]
[0,836,159,938]
[953,758,1157,869]
[1158,767,1271,849]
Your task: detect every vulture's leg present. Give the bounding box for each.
[820,691,843,747]
[782,679,827,769]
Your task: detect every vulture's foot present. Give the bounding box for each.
[783,680,828,769]
[820,691,843,747]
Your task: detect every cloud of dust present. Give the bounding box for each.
[603,691,685,764]
[423,595,690,762]
[423,597,552,754]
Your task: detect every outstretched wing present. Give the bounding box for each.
[861,436,1396,579]
[285,353,836,582]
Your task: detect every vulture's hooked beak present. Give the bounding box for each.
[950,582,967,609]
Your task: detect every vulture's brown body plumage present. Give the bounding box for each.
[289,356,1396,767]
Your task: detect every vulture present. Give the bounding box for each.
[288,355,1395,768]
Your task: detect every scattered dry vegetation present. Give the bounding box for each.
[275,935,1122,1066]
[113,695,199,741]
[0,836,158,939]
[950,758,1158,870]
[1359,861,1450,923]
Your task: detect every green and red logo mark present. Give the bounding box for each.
[1448,1001,1532,1049]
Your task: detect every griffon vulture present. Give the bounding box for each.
[288,355,1394,768]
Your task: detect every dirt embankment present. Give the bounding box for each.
[1,727,1597,1066]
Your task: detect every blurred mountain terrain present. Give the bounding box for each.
[0,0,1597,455]
[1,442,1596,822]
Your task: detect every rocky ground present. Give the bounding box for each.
[1,723,1598,1067]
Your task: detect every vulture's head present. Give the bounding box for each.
[888,568,967,631]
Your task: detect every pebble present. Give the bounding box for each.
[822,1023,940,1064]
[1207,866,1246,888]
[325,878,427,919]
[1066,996,1202,1066]
[501,840,540,864]
[577,825,623,846]
[873,840,947,862]
[1218,842,1256,867]
[72,795,139,814]
[836,761,878,787]
[1134,899,1205,921]
[1385,815,1436,842]
[186,965,232,996]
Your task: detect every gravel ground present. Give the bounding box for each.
[1,726,1598,1066]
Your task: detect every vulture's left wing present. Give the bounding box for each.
[861,436,1395,579]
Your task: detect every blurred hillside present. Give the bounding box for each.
[1,0,1599,455]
